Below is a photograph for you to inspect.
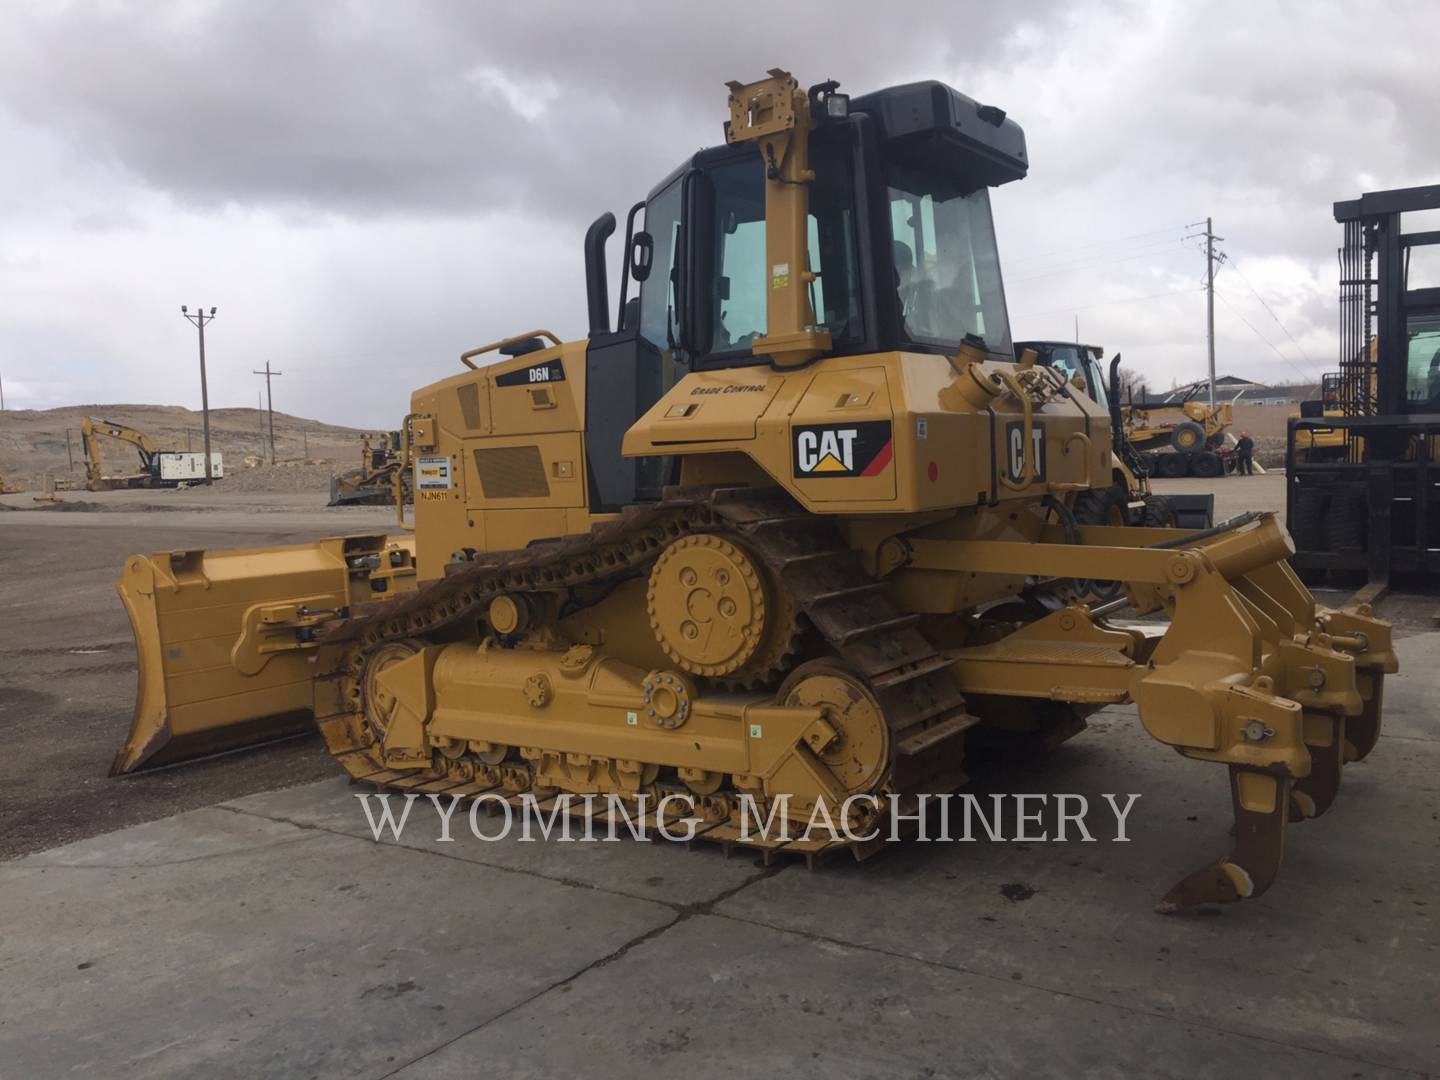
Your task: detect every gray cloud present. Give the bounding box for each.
[0,0,1436,426]
[0,1,1064,222]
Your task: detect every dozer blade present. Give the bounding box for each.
[112,534,415,775]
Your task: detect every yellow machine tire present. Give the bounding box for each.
[1171,421,1206,452]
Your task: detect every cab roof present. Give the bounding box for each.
[647,78,1027,201]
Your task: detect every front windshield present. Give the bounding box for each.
[887,166,1012,354]
[1036,344,1108,407]
[1041,344,1085,382]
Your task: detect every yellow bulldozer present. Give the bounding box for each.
[111,69,1395,912]
[328,431,413,506]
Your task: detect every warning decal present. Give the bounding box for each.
[415,455,452,490]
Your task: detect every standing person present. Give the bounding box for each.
[1235,431,1255,475]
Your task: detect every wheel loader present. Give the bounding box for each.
[1016,340,1213,530]
[112,69,1396,912]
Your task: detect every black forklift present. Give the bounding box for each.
[1287,183,1440,599]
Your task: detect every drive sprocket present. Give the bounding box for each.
[646,533,798,683]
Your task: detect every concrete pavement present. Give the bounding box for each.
[1,634,1435,1079]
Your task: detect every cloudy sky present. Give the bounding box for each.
[1,0,1434,426]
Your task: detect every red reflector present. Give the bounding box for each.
[927,461,938,482]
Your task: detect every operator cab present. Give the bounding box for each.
[1019,341,1111,412]
[583,79,1028,511]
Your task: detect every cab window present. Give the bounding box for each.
[1406,313,1440,410]
[887,166,1012,355]
[638,178,683,351]
[706,141,863,359]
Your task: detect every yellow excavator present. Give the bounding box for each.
[80,416,223,490]
[112,69,1395,912]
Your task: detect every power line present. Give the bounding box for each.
[1214,291,1314,383]
[1006,222,1194,265]
[1010,237,1194,275]
[1008,241,1194,284]
[1012,285,1202,319]
[1221,258,1320,372]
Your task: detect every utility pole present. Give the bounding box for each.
[67,429,74,473]
[252,361,282,465]
[1,371,5,410]
[1205,217,1217,409]
[181,306,218,483]
[1185,219,1225,409]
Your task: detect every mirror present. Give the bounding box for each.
[630,231,654,282]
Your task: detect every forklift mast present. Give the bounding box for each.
[1287,183,1440,590]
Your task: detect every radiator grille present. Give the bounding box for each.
[474,445,549,499]
[456,382,483,430]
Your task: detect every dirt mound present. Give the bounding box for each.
[202,461,341,494]
[0,403,370,489]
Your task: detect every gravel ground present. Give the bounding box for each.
[188,460,343,494]
[0,508,387,861]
